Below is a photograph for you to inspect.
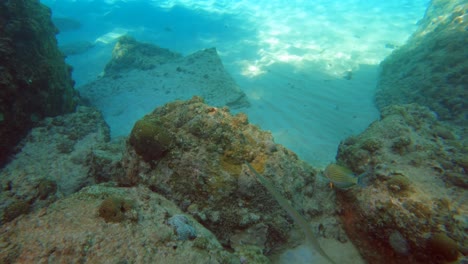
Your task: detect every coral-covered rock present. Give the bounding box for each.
[375,0,467,125]
[129,116,175,162]
[120,96,340,257]
[0,184,240,263]
[98,196,134,223]
[0,106,110,224]
[0,0,79,166]
[336,104,466,264]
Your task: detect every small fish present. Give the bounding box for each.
[323,163,366,189]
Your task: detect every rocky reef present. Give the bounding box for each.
[79,36,250,138]
[336,104,467,263]
[116,96,343,259]
[0,0,79,166]
[0,96,353,263]
[0,106,111,225]
[0,184,240,263]
[336,1,468,262]
[375,0,467,125]
[80,35,249,110]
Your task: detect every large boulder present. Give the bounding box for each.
[103,35,182,75]
[79,36,249,138]
[118,96,344,258]
[336,104,467,263]
[375,0,467,125]
[0,0,79,166]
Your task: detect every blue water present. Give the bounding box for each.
[40,0,429,168]
[43,0,429,80]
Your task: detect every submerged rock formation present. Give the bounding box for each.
[339,1,467,263]
[0,0,79,166]
[79,36,250,138]
[336,104,466,264]
[103,35,182,75]
[375,0,467,125]
[0,97,353,263]
[115,96,343,259]
[0,106,112,225]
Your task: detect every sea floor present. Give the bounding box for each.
[48,0,429,168]
[42,0,430,262]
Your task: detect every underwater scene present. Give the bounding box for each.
[0,0,466,263]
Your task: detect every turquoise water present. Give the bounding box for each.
[44,0,429,79]
[41,0,430,167]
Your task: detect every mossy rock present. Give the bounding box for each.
[129,117,174,162]
[0,0,78,166]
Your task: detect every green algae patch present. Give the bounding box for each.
[129,117,174,162]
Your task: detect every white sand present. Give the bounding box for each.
[48,0,428,168]
[235,63,380,168]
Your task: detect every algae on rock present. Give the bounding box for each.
[129,117,174,162]
[121,96,340,260]
[0,0,79,166]
[336,104,466,264]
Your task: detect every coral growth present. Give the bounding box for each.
[98,196,134,223]
[336,104,466,263]
[0,185,240,263]
[129,117,174,162]
[121,96,338,258]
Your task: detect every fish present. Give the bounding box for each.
[323,163,367,189]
